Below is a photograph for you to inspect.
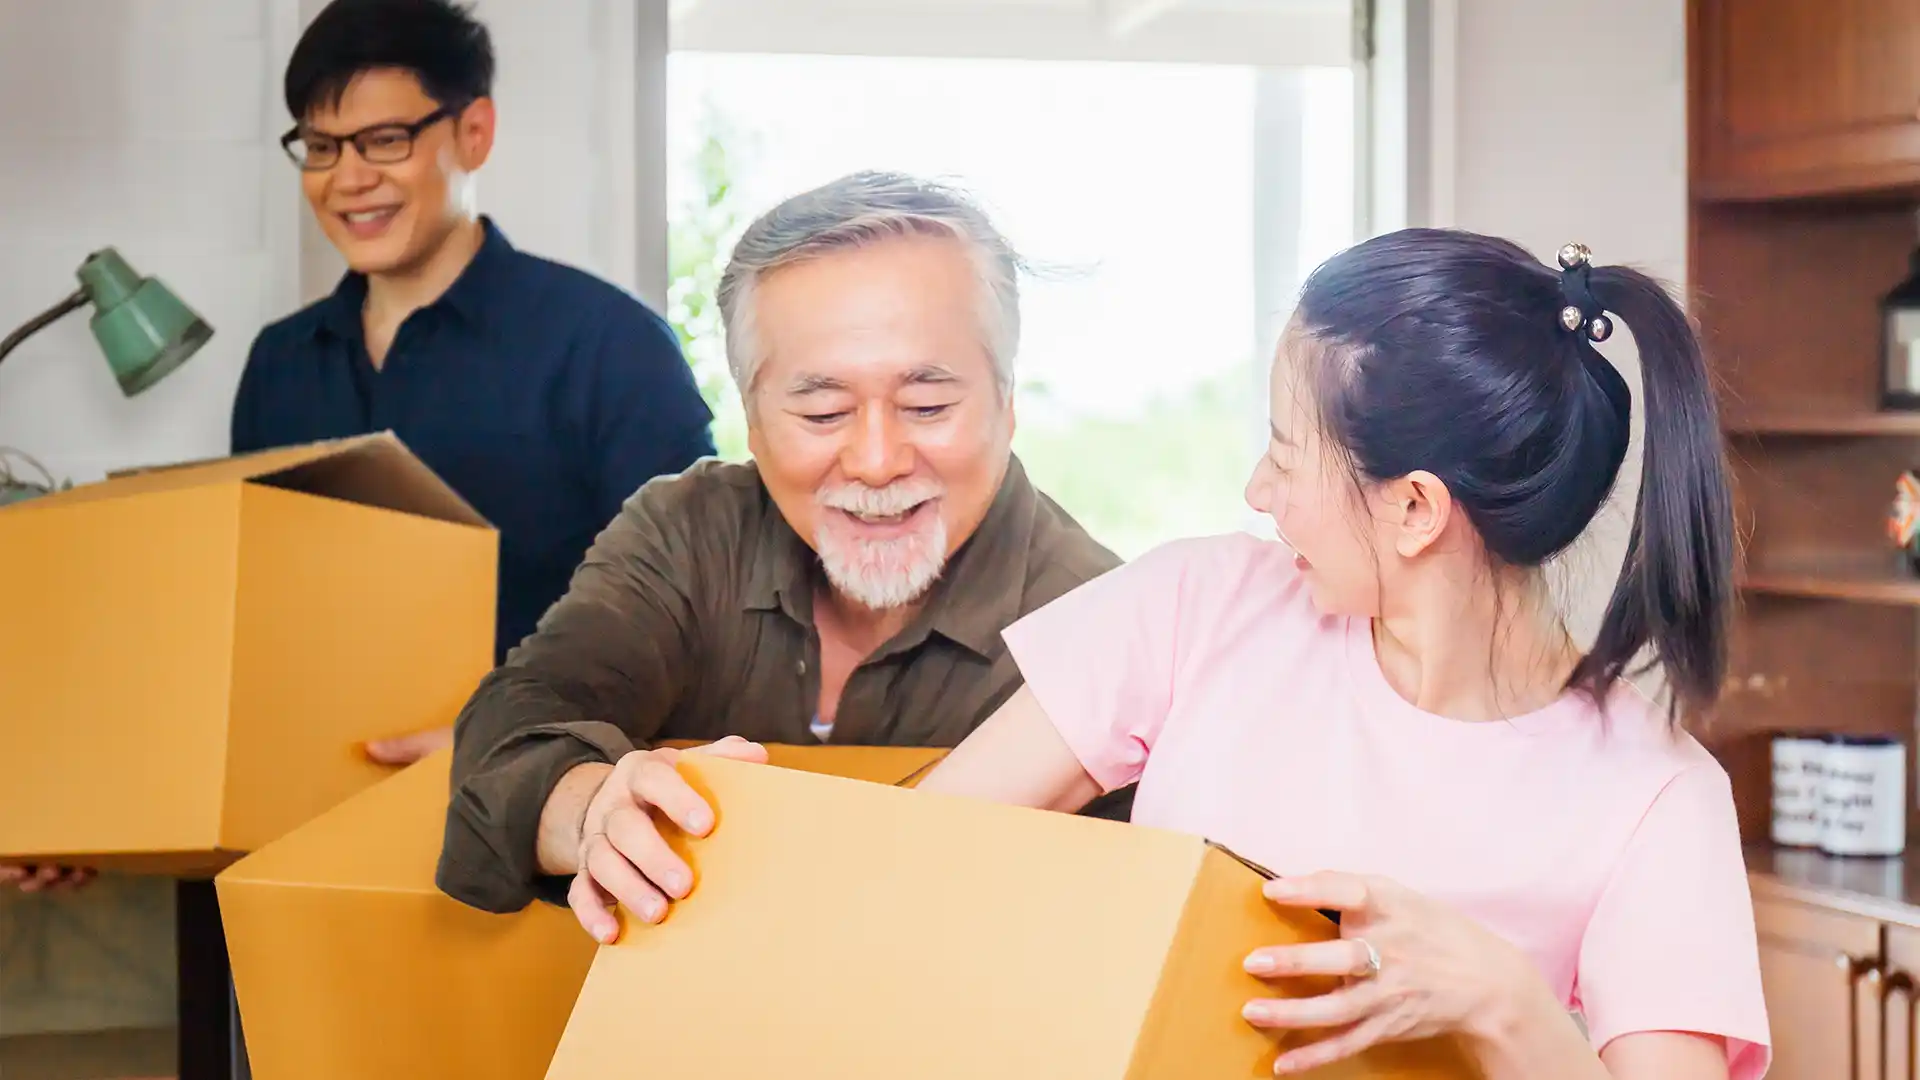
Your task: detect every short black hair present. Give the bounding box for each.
[284,0,494,121]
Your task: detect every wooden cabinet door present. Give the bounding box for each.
[1883,923,1920,1080]
[1694,0,1920,197]
[1756,896,1885,1080]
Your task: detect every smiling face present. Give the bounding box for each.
[745,233,1015,612]
[1244,325,1456,617]
[1245,337,1374,615]
[295,68,494,276]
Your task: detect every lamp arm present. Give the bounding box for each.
[0,288,89,367]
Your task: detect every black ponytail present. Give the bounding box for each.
[1294,229,1734,725]
[1572,267,1735,720]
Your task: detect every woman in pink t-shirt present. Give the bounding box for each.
[916,232,1770,1079]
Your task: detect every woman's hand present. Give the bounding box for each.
[1241,870,1550,1075]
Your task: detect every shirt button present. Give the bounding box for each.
[796,659,807,675]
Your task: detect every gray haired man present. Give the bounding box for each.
[436,171,1128,940]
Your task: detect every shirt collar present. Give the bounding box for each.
[742,455,1040,660]
[742,479,816,626]
[311,215,515,342]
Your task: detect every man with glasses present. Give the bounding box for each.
[235,0,717,767]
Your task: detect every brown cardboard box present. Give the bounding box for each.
[217,743,950,1080]
[0,433,496,875]
[546,757,1482,1080]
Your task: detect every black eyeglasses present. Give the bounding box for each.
[280,106,457,171]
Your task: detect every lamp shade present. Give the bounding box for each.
[76,247,213,396]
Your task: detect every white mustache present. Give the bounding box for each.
[817,481,943,516]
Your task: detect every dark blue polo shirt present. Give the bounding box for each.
[231,218,716,664]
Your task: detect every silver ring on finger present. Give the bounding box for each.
[1354,937,1382,979]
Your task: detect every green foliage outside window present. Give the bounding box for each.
[665,98,753,462]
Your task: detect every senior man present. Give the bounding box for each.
[438,171,1128,938]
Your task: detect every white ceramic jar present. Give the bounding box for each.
[1819,736,1906,858]
[1770,732,1826,848]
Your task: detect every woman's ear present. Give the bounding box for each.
[1383,470,1453,558]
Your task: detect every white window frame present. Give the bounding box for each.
[1357,0,1458,234]
[669,0,1353,68]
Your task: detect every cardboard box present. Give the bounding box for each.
[217,743,949,1080]
[546,757,1482,1080]
[0,433,496,875]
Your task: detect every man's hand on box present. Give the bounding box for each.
[363,725,454,766]
[567,736,768,944]
[0,863,96,892]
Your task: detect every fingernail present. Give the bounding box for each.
[1242,1002,1273,1024]
[687,810,712,834]
[642,899,665,923]
[1244,953,1276,975]
[660,871,688,896]
[1263,880,1296,898]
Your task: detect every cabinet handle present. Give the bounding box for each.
[1842,953,1885,1080]
[1887,968,1918,1080]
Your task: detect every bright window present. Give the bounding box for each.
[667,51,1354,557]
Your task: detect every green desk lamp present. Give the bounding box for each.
[0,247,212,396]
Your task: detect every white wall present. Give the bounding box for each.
[1428,0,1688,648]
[1447,0,1687,287]
[670,0,1351,66]
[0,0,301,490]
[0,0,659,1039]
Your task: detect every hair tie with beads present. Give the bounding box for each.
[1555,242,1613,343]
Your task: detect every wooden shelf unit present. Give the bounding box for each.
[1692,176,1920,849]
[1742,553,1920,605]
[1727,410,1920,437]
[1695,196,1920,842]
[1686,0,1920,838]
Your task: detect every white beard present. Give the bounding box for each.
[813,479,949,610]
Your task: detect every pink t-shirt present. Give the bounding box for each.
[1002,534,1770,1079]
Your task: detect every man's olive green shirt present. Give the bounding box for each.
[437,455,1125,913]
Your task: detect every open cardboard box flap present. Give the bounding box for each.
[0,432,496,870]
[55,431,487,527]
